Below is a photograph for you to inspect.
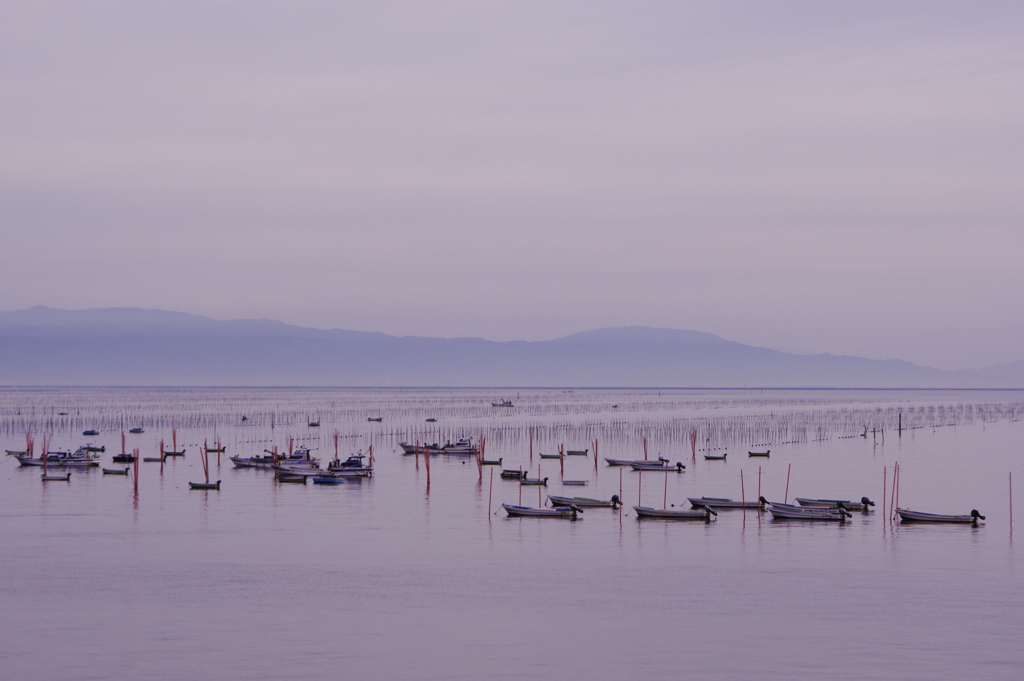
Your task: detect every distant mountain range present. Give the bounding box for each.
[1,306,1021,387]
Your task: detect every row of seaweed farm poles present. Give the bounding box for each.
[4,390,1024,438]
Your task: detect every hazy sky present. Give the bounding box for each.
[2,2,1022,370]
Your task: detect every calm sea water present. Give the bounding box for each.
[1,388,1021,680]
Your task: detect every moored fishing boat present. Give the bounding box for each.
[520,476,548,486]
[548,494,621,508]
[189,480,221,490]
[327,452,372,476]
[275,472,307,484]
[311,475,347,485]
[630,461,685,472]
[129,427,144,434]
[766,501,851,521]
[606,456,668,467]
[102,467,130,475]
[896,508,985,524]
[539,452,561,459]
[565,449,588,456]
[748,450,770,457]
[503,504,580,519]
[796,496,875,511]
[687,496,762,509]
[82,429,99,436]
[491,400,514,407]
[500,469,525,479]
[480,458,502,465]
[41,473,72,482]
[81,444,105,452]
[442,438,479,455]
[634,505,717,520]
[704,453,727,460]
[399,442,443,455]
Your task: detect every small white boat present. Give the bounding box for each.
[548,494,620,508]
[767,502,851,521]
[634,505,716,520]
[502,504,579,519]
[606,457,667,467]
[896,508,985,524]
[442,438,479,455]
[796,496,875,511]
[630,461,685,472]
[687,496,762,509]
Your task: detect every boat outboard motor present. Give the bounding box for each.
[971,509,985,521]
[837,502,853,518]
[610,494,621,508]
[675,462,685,472]
[703,505,718,516]
[862,497,876,507]
[658,456,669,463]
[758,496,770,508]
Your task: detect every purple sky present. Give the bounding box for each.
[2,2,1022,370]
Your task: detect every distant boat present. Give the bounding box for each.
[128,427,144,434]
[548,494,620,508]
[503,504,579,519]
[367,417,383,422]
[539,452,561,459]
[491,400,514,407]
[562,480,588,486]
[111,451,136,463]
[81,444,105,452]
[565,449,588,456]
[704,452,727,460]
[687,496,762,509]
[308,421,320,427]
[634,505,716,520]
[500,469,525,480]
[102,467,130,475]
[327,452,373,477]
[82,429,99,436]
[275,473,307,484]
[480,458,502,465]
[41,473,71,482]
[520,476,548,486]
[896,508,985,524]
[162,448,186,457]
[748,450,770,457]
[426,418,438,422]
[205,445,226,453]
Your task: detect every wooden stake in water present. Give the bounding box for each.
[784,463,791,504]
[643,436,648,461]
[529,427,533,463]
[883,466,887,524]
[757,466,762,513]
[133,447,140,495]
[1010,472,1014,532]
[518,466,523,505]
[741,469,746,519]
[663,466,669,508]
[488,468,494,518]
[638,468,642,507]
[538,464,542,506]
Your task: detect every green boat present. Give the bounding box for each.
[188,480,221,490]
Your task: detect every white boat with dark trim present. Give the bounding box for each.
[896,508,985,524]
[442,438,479,455]
[634,505,717,520]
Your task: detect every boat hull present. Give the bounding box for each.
[896,509,983,524]
[502,504,578,519]
[687,497,761,509]
[634,506,713,520]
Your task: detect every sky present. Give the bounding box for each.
[2,1,1022,370]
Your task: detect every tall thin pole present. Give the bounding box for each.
[663,466,669,508]
[518,466,523,505]
[741,469,746,519]
[784,463,792,504]
[529,428,533,463]
[488,468,494,518]
[638,468,642,507]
